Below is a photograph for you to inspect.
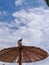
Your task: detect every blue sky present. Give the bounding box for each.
[0,0,47,22]
[0,0,48,32]
[0,0,49,65]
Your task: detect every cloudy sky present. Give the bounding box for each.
[0,0,49,65]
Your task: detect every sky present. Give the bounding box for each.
[0,0,49,65]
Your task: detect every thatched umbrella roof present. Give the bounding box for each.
[0,39,48,65]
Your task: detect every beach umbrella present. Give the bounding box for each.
[0,39,48,65]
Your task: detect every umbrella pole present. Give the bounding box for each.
[19,49,22,65]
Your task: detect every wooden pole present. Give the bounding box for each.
[19,48,22,65]
[18,39,22,65]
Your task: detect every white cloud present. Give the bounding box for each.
[13,7,49,48]
[0,11,7,17]
[15,0,47,7]
[0,7,49,49]
[15,0,24,6]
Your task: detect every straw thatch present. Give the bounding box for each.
[0,46,48,63]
